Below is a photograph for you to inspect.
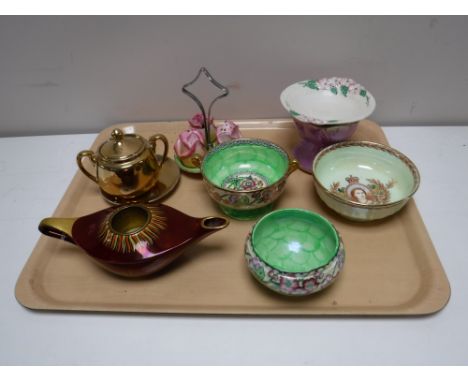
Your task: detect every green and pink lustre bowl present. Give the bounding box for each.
[244,208,345,296]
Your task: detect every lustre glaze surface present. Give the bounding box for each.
[244,209,345,296]
[39,204,229,277]
[280,77,376,125]
[245,233,345,296]
[280,77,376,172]
[312,141,420,221]
[200,139,297,220]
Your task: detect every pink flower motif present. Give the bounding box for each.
[188,113,212,129]
[174,128,207,167]
[280,277,299,293]
[188,113,216,143]
[216,120,241,144]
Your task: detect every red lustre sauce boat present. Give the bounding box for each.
[39,204,229,277]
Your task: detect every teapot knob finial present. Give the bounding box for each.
[111,128,124,142]
[111,128,124,148]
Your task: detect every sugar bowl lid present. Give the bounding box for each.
[98,128,146,163]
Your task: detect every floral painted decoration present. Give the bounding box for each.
[291,77,371,123]
[281,77,375,127]
[206,178,286,210]
[222,172,267,191]
[244,232,345,296]
[300,77,370,105]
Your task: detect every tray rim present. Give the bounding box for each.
[15,119,451,316]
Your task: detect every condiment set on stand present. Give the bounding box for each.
[38,68,420,296]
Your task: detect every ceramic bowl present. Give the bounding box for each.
[312,141,420,221]
[244,208,345,296]
[196,139,298,220]
[280,77,376,172]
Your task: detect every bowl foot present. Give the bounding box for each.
[219,204,274,220]
[291,118,359,173]
[293,140,324,173]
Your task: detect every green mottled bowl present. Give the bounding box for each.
[244,208,345,296]
[199,139,298,220]
[312,141,420,221]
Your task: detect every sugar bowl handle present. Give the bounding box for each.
[77,150,98,183]
[287,159,299,176]
[149,134,169,167]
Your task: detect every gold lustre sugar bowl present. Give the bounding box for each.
[77,128,169,204]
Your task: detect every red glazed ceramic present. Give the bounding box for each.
[38,204,229,277]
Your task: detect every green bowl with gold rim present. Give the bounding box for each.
[194,138,298,220]
[312,141,420,221]
[244,208,345,296]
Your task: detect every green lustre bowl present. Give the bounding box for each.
[312,141,420,221]
[193,139,298,220]
[244,208,345,296]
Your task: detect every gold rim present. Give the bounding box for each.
[200,216,230,230]
[200,139,296,195]
[99,204,167,253]
[312,141,421,209]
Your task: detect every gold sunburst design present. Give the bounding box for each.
[99,204,167,253]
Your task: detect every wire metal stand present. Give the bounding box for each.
[182,67,229,150]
